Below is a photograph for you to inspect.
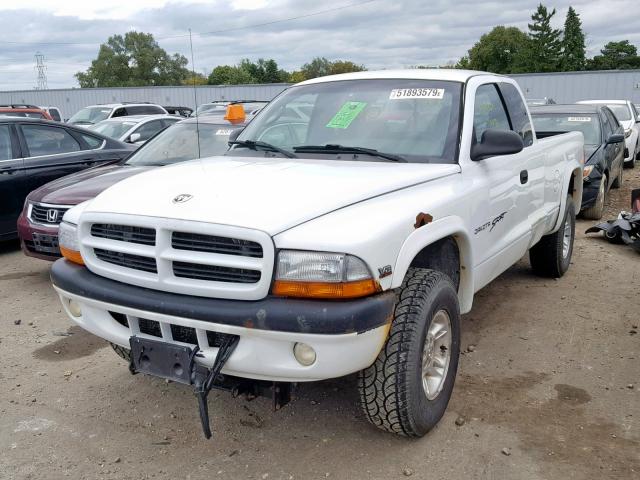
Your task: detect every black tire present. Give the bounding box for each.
[358,268,460,437]
[529,195,575,278]
[611,164,623,189]
[581,176,606,220]
[110,342,131,362]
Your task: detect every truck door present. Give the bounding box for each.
[467,83,534,288]
[0,124,25,238]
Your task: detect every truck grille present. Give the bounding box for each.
[172,231,263,257]
[91,224,156,245]
[80,213,274,300]
[173,261,260,283]
[29,203,69,225]
[94,248,158,273]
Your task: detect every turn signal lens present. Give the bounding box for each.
[273,279,378,299]
[59,221,84,265]
[60,246,84,265]
[582,165,594,178]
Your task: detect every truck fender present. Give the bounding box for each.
[552,164,583,233]
[391,216,475,314]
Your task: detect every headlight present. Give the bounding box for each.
[59,221,84,265]
[582,165,594,178]
[272,250,378,299]
[624,129,632,138]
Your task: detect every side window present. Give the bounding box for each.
[133,120,164,142]
[80,133,104,149]
[21,125,80,157]
[162,118,180,128]
[498,83,534,146]
[0,125,13,160]
[473,84,510,142]
[112,107,126,118]
[49,109,61,121]
[604,109,619,133]
[600,112,612,138]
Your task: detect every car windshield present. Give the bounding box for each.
[235,79,462,164]
[196,104,226,115]
[124,122,237,166]
[68,106,113,124]
[531,113,601,145]
[606,104,631,121]
[91,119,138,139]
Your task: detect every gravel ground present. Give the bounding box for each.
[1,167,639,480]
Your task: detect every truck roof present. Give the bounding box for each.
[297,69,498,86]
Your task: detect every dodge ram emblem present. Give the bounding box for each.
[172,194,193,204]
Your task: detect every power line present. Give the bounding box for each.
[0,0,377,46]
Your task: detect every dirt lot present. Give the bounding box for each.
[1,169,639,480]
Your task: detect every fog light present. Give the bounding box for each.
[293,342,316,366]
[68,299,82,318]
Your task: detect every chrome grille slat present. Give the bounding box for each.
[29,204,69,225]
[91,224,156,245]
[172,231,263,258]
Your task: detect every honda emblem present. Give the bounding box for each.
[46,209,59,223]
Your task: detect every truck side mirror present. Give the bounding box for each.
[606,133,624,144]
[471,129,524,161]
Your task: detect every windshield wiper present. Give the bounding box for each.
[229,140,297,158]
[293,144,407,163]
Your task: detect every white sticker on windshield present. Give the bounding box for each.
[215,129,233,136]
[389,88,444,100]
[567,117,592,122]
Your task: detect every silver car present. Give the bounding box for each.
[89,115,181,145]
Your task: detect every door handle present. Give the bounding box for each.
[520,170,528,184]
[0,166,14,175]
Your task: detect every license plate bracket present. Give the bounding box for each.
[129,336,194,384]
[32,233,60,253]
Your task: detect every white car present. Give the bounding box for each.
[68,103,168,127]
[578,99,640,167]
[51,69,583,439]
[89,115,181,145]
[39,106,63,122]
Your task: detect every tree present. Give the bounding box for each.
[75,32,189,87]
[207,58,289,85]
[462,26,531,74]
[329,60,366,75]
[561,6,586,71]
[299,57,366,80]
[587,40,640,70]
[527,4,563,72]
[182,72,208,86]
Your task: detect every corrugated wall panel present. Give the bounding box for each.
[0,84,291,120]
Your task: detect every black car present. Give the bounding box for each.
[0,118,135,240]
[530,104,625,220]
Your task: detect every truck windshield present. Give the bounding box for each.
[124,123,237,166]
[235,79,462,164]
[531,114,601,145]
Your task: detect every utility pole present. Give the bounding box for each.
[34,52,48,90]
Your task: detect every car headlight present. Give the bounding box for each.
[624,129,632,138]
[582,165,594,178]
[59,221,84,265]
[272,250,378,299]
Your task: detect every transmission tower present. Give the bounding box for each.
[34,52,48,90]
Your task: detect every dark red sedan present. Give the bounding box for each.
[19,114,247,260]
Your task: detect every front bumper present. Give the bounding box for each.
[51,260,395,382]
[17,213,61,261]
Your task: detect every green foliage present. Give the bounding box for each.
[207,58,290,85]
[587,40,640,70]
[527,4,563,72]
[75,32,189,87]
[300,57,365,80]
[464,26,531,74]
[561,6,586,71]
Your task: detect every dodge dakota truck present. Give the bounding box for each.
[50,70,584,439]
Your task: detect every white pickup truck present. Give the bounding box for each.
[51,69,583,439]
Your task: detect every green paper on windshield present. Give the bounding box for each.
[326,101,367,129]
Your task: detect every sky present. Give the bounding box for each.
[0,0,638,91]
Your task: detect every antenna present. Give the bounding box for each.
[34,52,48,90]
[188,29,201,159]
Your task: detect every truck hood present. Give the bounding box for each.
[85,156,460,235]
[29,164,151,205]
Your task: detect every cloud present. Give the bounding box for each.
[0,0,638,90]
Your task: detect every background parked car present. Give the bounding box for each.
[18,109,250,259]
[163,106,193,117]
[39,106,63,122]
[67,103,168,126]
[0,105,52,120]
[577,99,640,168]
[526,97,556,106]
[194,100,267,117]
[0,118,135,241]
[89,115,181,145]
[531,104,625,219]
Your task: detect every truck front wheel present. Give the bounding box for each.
[529,195,575,277]
[358,268,460,437]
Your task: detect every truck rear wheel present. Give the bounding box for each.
[529,195,575,278]
[358,268,460,437]
[110,342,131,362]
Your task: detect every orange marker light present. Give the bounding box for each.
[225,104,246,124]
[272,279,379,299]
[60,246,84,266]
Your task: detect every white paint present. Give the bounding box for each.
[14,418,55,433]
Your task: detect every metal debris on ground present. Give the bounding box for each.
[585,189,640,253]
